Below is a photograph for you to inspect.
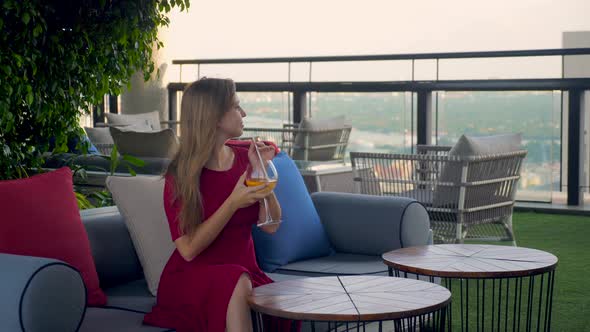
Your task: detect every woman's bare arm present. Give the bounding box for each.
[174,172,269,261]
[174,198,238,261]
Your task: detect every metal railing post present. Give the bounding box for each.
[417,90,433,146]
[293,90,307,124]
[567,89,583,205]
[168,85,179,134]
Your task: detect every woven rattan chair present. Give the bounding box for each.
[241,124,352,162]
[350,145,527,245]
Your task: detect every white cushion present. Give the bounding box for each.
[84,127,114,145]
[449,133,522,157]
[113,122,154,132]
[433,133,523,207]
[106,111,161,131]
[106,176,175,296]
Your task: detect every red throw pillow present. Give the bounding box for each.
[0,167,107,306]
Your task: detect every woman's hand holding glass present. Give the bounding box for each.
[245,139,281,227]
[229,171,272,210]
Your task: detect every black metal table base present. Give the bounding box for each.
[390,268,556,332]
[251,308,447,332]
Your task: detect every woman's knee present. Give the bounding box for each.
[236,273,252,295]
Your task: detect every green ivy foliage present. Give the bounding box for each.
[0,0,189,179]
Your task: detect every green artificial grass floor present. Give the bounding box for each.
[500,212,589,332]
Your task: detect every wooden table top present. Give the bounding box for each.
[248,276,450,322]
[383,244,558,278]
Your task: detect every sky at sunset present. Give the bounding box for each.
[155,0,590,82]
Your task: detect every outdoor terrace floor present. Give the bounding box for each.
[483,212,589,331]
[366,211,588,332]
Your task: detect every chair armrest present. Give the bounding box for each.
[311,192,431,256]
[0,253,86,332]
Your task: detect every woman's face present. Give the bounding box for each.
[217,95,246,138]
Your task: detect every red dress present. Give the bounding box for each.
[143,144,295,332]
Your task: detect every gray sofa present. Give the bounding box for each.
[0,192,431,332]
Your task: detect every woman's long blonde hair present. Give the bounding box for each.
[166,78,236,237]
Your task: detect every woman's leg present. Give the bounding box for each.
[226,273,253,332]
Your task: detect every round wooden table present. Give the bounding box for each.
[248,275,451,332]
[383,244,558,332]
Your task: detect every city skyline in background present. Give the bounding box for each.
[236,90,562,202]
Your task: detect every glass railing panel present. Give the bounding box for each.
[167,91,290,139]
[239,92,292,128]
[177,63,290,83]
[413,59,439,81]
[310,60,413,82]
[439,56,562,80]
[309,92,416,160]
[436,91,561,203]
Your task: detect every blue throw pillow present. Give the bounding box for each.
[252,152,334,272]
[48,135,100,155]
[82,135,101,155]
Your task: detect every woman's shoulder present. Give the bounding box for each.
[163,172,175,186]
[163,173,177,198]
[227,143,249,160]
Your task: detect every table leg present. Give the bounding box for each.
[443,273,555,331]
[250,311,258,332]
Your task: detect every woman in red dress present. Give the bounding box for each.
[143,78,293,332]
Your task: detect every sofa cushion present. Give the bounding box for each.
[0,167,107,306]
[450,133,522,157]
[114,122,155,133]
[104,279,156,314]
[85,127,114,145]
[106,111,162,131]
[80,308,171,332]
[107,176,176,296]
[252,152,334,272]
[292,115,351,161]
[275,253,388,276]
[110,127,179,158]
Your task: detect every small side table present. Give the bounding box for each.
[383,244,558,332]
[248,275,451,332]
[295,161,356,193]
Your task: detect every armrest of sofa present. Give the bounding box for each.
[311,192,431,255]
[81,206,143,287]
[0,253,86,332]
